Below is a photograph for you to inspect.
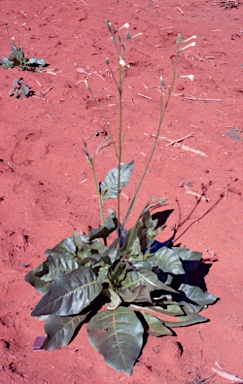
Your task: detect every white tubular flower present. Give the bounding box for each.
[180,75,194,81]
[119,56,126,67]
[180,41,196,51]
[183,35,197,43]
[131,32,143,39]
[118,22,130,31]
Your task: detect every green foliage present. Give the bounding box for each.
[9,78,34,99]
[25,207,217,375]
[1,44,46,71]
[24,21,216,376]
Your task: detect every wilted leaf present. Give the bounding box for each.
[31,267,102,316]
[141,312,172,337]
[149,247,185,275]
[88,212,118,241]
[41,312,90,350]
[24,264,51,295]
[99,161,134,201]
[87,307,143,375]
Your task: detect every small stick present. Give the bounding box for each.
[121,192,130,201]
[159,26,173,30]
[35,80,42,87]
[165,132,193,146]
[177,6,184,14]
[176,143,207,157]
[224,184,229,200]
[138,93,156,101]
[182,96,222,102]
[79,178,89,184]
[145,133,207,158]
[42,86,53,96]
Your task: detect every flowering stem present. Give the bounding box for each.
[123,52,179,227]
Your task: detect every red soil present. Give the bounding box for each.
[1,1,243,383]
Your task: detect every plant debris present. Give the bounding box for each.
[0,44,46,72]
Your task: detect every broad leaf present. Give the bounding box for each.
[121,269,177,294]
[41,312,90,350]
[118,285,153,303]
[35,254,79,282]
[149,247,185,275]
[172,247,202,261]
[31,267,102,316]
[99,161,134,201]
[25,252,79,295]
[87,307,143,375]
[141,312,172,337]
[137,270,177,292]
[146,300,194,317]
[179,284,217,312]
[44,236,77,258]
[163,312,208,328]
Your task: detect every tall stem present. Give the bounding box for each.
[123,54,179,227]
[117,66,123,243]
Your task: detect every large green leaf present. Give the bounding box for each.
[44,236,77,258]
[41,312,90,350]
[99,161,134,201]
[37,254,79,282]
[31,267,102,317]
[141,312,172,337]
[149,247,185,275]
[121,269,177,294]
[179,283,217,312]
[118,285,153,303]
[163,312,208,328]
[24,254,79,295]
[172,247,202,261]
[87,307,143,375]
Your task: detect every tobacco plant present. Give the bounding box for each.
[25,21,217,375]
[0,44,46,71]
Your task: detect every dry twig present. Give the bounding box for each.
[145,132,207,158]
[182,96,222,102]
[165,132,194,146]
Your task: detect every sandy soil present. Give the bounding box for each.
[1,0,243,383]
